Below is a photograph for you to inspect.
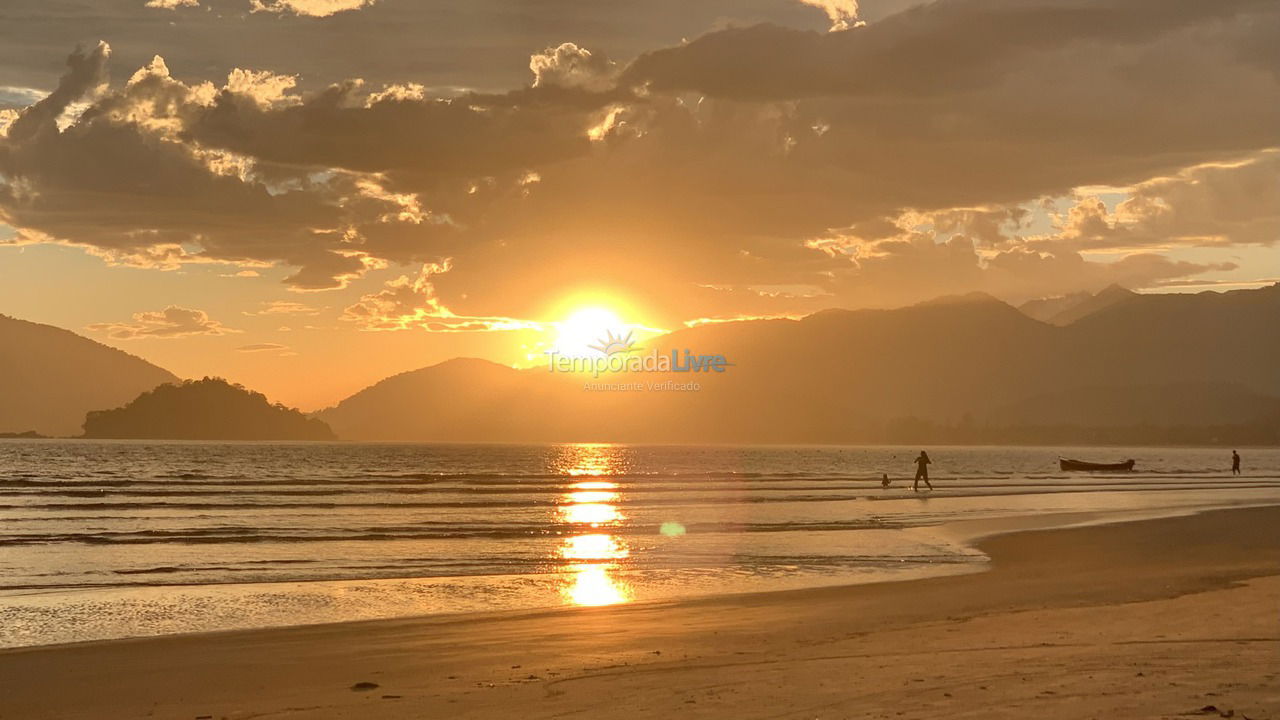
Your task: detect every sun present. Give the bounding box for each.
[532,291,664,365]
[552,307,628,357]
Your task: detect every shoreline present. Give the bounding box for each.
[4,496,1277,652]
[7,437,1280,450]
[2,505,1278,719]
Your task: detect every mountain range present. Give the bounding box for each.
[3,284,1278,444]
[318,284,1280,444]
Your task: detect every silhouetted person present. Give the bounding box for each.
[881,473,891,489]
[913,451,933,492]
[1232,450,1241,476]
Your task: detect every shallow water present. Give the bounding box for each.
[1,441,1277,647]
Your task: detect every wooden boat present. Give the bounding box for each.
[1059,457,1135,472]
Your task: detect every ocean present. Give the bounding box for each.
[1,441,1277,648]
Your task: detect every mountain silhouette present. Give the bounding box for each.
[83,378,336,440]
[1020,284,1138,326]
[0,314,178,436]
[1061,283,1280,400]
[316,358,536,442]
[320,285,1280,445]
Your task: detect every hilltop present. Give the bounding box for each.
[83,378,335,441]
[0,314,178,436]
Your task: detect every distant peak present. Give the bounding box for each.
[914,291,1006,308]
[1097,283,1137,298]
[802,308,856,321]
[393,356,519,380]
[433,357,511,369]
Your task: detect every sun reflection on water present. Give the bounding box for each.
[565,565,631,606]
[561,533,628,560]
[567,489,616,504]
[550,442,632,477]
[561,502,619,525]
[552,444,633,607]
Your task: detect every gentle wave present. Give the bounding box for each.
[0,518,901,546]
[2,475,1275,494]
[3,440,1278,642]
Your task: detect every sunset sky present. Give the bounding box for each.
[1,0,1277,410]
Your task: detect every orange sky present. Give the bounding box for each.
[1,0,1277,409]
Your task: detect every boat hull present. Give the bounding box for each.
[1059,457,1135,472]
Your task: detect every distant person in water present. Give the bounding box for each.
[913,451,933,492]
[1232,450,1241,476]
[881,473,891,489]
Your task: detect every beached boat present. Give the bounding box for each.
[1059,457,1135,472]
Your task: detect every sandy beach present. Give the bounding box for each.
[1,505,1276,720]
[4,0,1278,716]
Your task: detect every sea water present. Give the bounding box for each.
[1,441,1277,647]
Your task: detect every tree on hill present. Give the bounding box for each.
[82,377,336,440]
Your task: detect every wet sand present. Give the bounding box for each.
[2,506,1277,720]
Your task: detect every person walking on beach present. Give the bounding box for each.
[1232,450,1241,476]
[913,450,933,492]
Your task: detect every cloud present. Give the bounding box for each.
[621,1,1275,99]
[184,77,597,185]
[1,0,834,102]
[145,0,376,17]
[3,0,1278,320]
[0,86,48,111]
[1089,152,1280,250]
[243,300,321,316]
[342,261,539,332]
[3,42,109,145]
[0,46,405,290]
[0,110,18,138]
[809,226,1236,309]
[235,342,289,352]
[87,306,239,339]
[530,43,618,92]
[250,0,376,17]
[223,68,299,107]
[796,0,860,31]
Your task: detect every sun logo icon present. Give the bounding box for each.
[589,329,638,356]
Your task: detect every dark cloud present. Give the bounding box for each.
[2,0,1277,322]
[1064,153,1280,251]
[184,80,596,184]
[0,48,407,289]
[620,1,1275,99]
[0,0,829,93]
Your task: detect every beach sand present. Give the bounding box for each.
[2,506,1277,720]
